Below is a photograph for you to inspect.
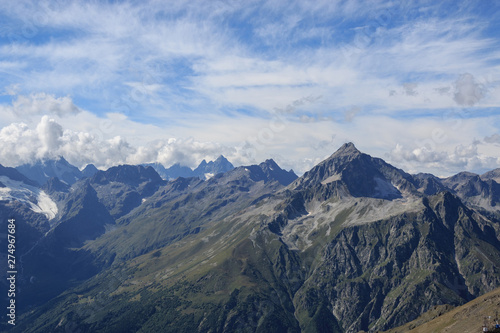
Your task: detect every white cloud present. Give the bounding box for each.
[0,116,239,170]
[0,93,81,119]
[0,116,133,168]
[0,1,499,177]
[0,1,498,121]
[37,116,63,158]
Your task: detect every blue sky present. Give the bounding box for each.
[0,0,499,176]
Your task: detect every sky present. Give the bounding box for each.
[0,0,499,176]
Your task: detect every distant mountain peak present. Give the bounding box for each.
[481,168,500,183]
[55,155,70,163]
[193,155,234,179]
[81,164,99,178]
[214,155,229,163]
[261,158,279,168]
[247,159,297,186]
[92,164,163,186]
[16,157,83,186]
[144,156,234,181]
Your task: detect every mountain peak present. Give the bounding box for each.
[55,155,70,165]
[16,157,82,186]
[256,159,297,186]
[81,164,99,178]
[193,155,234,179]
[91,164,163,186]
[332,142,361,157]
[292,143,416,199]
[214,155,229,163]
[261,158,279,169]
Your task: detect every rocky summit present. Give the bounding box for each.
[1,143,500,332]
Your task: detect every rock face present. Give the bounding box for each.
[4,144,500,333]
[294,191,500,332]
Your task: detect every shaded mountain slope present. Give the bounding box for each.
[18,182,115,308]
[85,159,297,263]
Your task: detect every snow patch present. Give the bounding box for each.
[0,176,58,220]
[204,173,214,180]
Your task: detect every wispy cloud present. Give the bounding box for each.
[0,0,499,175]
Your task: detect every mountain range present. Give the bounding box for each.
[143,155,236,180]
[1,143,500,332]
[13,155,235,187]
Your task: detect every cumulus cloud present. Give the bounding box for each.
[0,116,132,167]
[388,141,500,176]
[128,138,237,169]
[0,116,239,170]
[37,116,63,157]
[2,93,81,118]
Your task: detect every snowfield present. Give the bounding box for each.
[0,176,58,220]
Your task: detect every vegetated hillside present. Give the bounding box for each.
[384,286,500,333]
[2,143,500,333]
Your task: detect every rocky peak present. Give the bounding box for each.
[81,164,99,178]
[212,155,234,171]
[330,141,362,158]
[292,143,417,199]
[193,155,234,178]
[259,159,297,186]
[481,168,500,183]
[91,165,163,187]
[413,173,446,195]
[43,177,70,194]
[441,170,500,210]
[444,171,480,186]
[260,158,280,170]
[221,159,297,187]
